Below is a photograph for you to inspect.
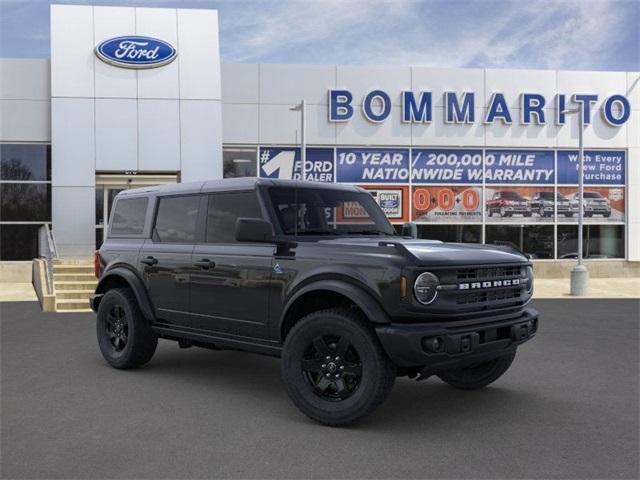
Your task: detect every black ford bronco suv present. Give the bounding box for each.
[91,178,538,426]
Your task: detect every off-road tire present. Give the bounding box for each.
[281,308,396,426]
[96,288,158,369]
[437,351,516,390]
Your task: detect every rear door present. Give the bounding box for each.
[189,190,274,339]
[139,194,201,327]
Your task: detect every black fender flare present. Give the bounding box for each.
[94,267,156,323]
[279,279,391,336]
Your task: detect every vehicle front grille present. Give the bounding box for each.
[456,287,522,305]
[428,264,530,315]
[456,265,523,281]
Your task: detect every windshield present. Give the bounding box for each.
[537,192,554,200]
[267,186,396,237]
[583,192,603,198]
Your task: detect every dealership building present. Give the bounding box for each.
[1,4,639,281]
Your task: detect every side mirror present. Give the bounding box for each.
[235,217,274,243]
[402,222,418,239]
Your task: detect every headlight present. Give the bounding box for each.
[525,266,534,295]
[414,272,439,305]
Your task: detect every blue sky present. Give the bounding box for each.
[0,0,638,70]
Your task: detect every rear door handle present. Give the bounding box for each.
[193,259,215,269]
[141,256,158,266]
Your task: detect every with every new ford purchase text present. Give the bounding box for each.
[91,179,538,426]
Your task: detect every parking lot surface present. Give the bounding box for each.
[1,299,638,479]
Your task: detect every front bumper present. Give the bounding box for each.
[376,308,538,369]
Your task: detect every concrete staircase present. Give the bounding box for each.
[53,260,96,312]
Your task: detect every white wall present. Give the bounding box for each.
[50,4,222,258]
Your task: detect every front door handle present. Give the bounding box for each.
[193,259,215,269]
[141,256,158,266]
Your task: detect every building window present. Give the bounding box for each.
[223,148,257,178]
[557,225,624,259]
[418,224,481,243]
[485,225,554,259]
[0,144,51,260]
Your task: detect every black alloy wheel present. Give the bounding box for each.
[105,304,129,352]
[96,288,158,369]
[281,308,395,426]
[301,335,363,401]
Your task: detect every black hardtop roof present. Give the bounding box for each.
[116,178,365,198]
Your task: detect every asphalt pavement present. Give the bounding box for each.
[1,300,638,479]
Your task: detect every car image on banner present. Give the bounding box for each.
[485,187,556,223]
[557,187,624,223]
[412,186,482,223]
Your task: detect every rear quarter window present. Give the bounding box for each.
[109,197,148,236]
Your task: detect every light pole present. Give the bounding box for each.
[564,104,588,295]
[289,100,306,180]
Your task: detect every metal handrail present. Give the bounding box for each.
[38,224,58,294]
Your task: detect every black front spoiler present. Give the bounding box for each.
[376,308,538,369]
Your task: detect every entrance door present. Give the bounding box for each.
[95,173,177,249]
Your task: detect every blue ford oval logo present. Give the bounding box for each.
[95,36,177,69]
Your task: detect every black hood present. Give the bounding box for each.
[318,236,528,267]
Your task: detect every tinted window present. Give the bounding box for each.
[0,183,51,221]
[110,197,148,236]
[0,224,40,260]
[223,148,257,178]
[206,191,263,243]
[486,225,553,259]
[154,195,199,243]
[1,144,51,181]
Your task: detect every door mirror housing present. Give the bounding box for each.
[402,222,418,239]
[235,217,274,243]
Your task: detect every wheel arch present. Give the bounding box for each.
[279,279,391,341]
[94,266,156,323]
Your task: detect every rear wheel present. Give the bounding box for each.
[96,288,158,369]
[281,308,395,426]
[437,351,516,390]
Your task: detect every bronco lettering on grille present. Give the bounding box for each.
[459,278,520,290]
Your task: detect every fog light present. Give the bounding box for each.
[422,336,443,353]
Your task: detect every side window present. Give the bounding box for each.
[153,195,200,243]
[206,191,263,243]
[110,197,148,236]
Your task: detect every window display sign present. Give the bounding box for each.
[259,147,334,182]
[557,150,625,185]
[411,149,483,184]
[557,187,625,223]
[336,148,410,183]
[485,187,556,223]
[484,150,554,184]
[359,186,409,223]
[412,186,482,223]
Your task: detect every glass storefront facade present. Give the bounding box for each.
[0,144,52,260]
[223,145,627,260]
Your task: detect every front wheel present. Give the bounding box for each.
[96,288,158,369]
[281,309,396,426]
[437,351,516,390]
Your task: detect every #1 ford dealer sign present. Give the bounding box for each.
[95,36,177,69]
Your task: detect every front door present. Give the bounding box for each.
[139,193,201,327]
[189,191,274,339]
